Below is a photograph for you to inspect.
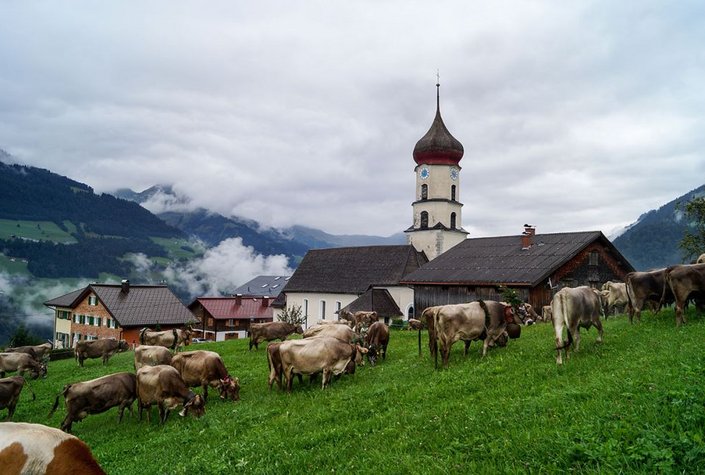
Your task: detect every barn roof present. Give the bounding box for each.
[401,231,634,287]
[339,288,403,319]
[230,275,290,298]
[188,297,274,321]
[44,283,195,327]
[283,245,428,294]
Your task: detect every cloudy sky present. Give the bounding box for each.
[1,1,704,239]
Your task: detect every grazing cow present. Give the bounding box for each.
[625,269,675,323]
[0,376,35,420]
[600,281,629,316]
[364,321,389,366]
[134,345,173,370]
[338,310,379,329]
[248,322,303,350]
[426,300,514,368]
[49,372,137,433]
[0,353,47,379]
[4,341,53,361]
[75,339,129,367]
[407,318,423,330]
[0,422,106,475]
[664,263,705,327]
[541,305,553,323]
[552,286,603,365]
[279,337,358,391]
[303,324,358,343]
[139,327,192,352]
[170,350,239,402]
[136,365,205,424]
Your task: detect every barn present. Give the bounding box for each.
[401,226,635,314]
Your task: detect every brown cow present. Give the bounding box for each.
[625,269,673,323]
[600,281,630,316]
[136,365,205,424]
[364,321,389,366]
[303,324,358,343]
[0,422,106,474]
[170,350,240,402]
[279,337,357,391]
[134,345,173,370]
[426,300,514,368]
[552,286,603,365]
[248,322,303,350]
[139,328,192,351]
[0,376,35,420]
[407,318,423,330]
[664,263,705,326]
[4,341,53,361]
[0,353,47,379]
[75,338,129,367]
[49,372,137,433]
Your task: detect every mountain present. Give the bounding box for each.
[612,184,705,270]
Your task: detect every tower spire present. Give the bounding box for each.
[436,69,440,112]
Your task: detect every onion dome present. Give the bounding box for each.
[413,83,464,166]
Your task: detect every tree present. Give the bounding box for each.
[278,305,305,326]
[678,196,705,262]
[8,323,42,347]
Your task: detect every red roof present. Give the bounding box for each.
[190,297,273,320]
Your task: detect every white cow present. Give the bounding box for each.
[552,286,604,365]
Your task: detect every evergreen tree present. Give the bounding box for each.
[679,197,705,262]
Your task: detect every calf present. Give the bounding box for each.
[134,345,173,370]
[0,353,47,379]
[49,372,137,433]
[75,338,129,367]
[364,321,389,366]
[0,376,35,420]
[137,365,205,424]
[248,322,303,350]
[552,286,603,365]
[0,422,106,474]
[170,350,240,401]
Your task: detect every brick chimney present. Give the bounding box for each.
[262,296,269,307]
[521,225,535,250]
[235,294,242,305]
[120,279,130,293]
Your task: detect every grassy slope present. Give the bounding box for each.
[9,308,705,474]
[0,219,77,243]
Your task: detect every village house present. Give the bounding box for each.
[44,280,195,348]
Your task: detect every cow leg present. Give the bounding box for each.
[322,369,330,389]
[202,384,208,402]
[60,416,73,433]
[594,319,604,344]
[675,301,685,327]
[158,405,167,424]
[463,340,471,356]
[481,339,490,357]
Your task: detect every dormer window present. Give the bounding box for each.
[88,295,97,306]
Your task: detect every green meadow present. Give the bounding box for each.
[7,308,705,474]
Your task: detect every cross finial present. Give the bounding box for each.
[436,69,440,86]
[436,69,440,111]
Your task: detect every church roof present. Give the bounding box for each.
[413,84,464,166]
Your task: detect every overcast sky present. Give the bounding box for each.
[1,1,704,239]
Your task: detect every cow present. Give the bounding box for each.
[551,286,603,365]
[0,353,47,379]
[134,345,173,370]
[426,300,514,368]
[600,281,630,316]
[0,422,106,474]
[136,364,205,424]
[407,318,423,330]
[364,321,389,366]
[248,322,303,350]
[303,324,358,343]
[0,376,35,420]
[4,341,53,361]
[75,338,129,367]
[170,350,240,402]
[338,310,379,330]
[697,253,705,264]
[664,263,705,327]
[541,305,553,323]
[625,269,674,323]
[278,337,358,392]
[48,372,137,433]
[139,327,192,352]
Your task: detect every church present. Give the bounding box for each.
[282,83,634,326]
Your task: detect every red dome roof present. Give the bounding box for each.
[413,86,464,166]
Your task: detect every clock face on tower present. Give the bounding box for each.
[420,167,430,180]
[450,167,459,181]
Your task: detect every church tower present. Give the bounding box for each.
[405,82,468,260]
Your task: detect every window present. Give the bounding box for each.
[336,301,342,314]
[421,184,428,200]
[451,185,456,201]
[88,295,97,306]
[95,317,101,327]
[589,251,599,266]
[88,316,94,326]
[450,212,457,229]
[303,299,309,317]
[227,319,234,327]
[73,314,80,324]
[320,300,326,319]
[420,211,429,229]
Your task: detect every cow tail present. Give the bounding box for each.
[424,308,438,367]
[172,328,178,350]
[139,328,147,345]
[478,299,490,330]
[554,292,572,351]
[49,384,70,417]
[659,267,674,315]
[625,275,635,311]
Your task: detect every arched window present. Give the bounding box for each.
[421,184,428,200]
[450,212,457,229]
[451,185,456,201]
[420,211,429,229]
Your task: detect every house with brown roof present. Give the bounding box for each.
[282,245,427,328]
[188,295,275,341]
[44,280,196,348]
[401,227,635,315]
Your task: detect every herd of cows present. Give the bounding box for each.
[0,256,703,472]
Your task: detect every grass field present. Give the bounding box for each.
[0,219,77,243]
[7,308,705,474]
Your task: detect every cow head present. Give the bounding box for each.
[367,345,379,366]
[294,325,304,335]
[179,394,205,418]
[218,376,240,401]
[31,362,48,380]
[117,340,130,352]
[354,345,368,366]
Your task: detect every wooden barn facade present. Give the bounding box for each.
[401,228,635,315]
